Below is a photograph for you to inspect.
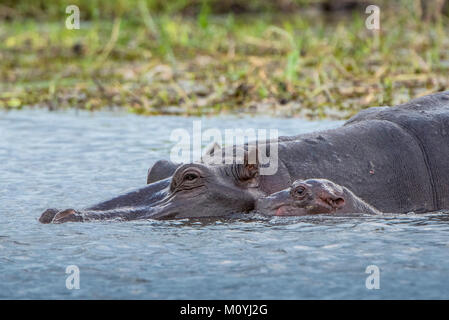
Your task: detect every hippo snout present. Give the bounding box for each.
[255,190,292,216]
[255,198,276,216]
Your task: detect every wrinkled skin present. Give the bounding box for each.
[40,91,449,223]
[256,179,381,216]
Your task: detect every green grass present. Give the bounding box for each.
[1,2,448,118]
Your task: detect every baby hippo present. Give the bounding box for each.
[256,179,381,216]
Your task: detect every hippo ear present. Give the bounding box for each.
[240,147,259,187]
[244,147,258,173]
[202,141,221,163]
[147,160,181,184]
[203,141,221,157]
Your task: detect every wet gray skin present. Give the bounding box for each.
[40,162,262,223]
[40,90,449,223]
[256,179,381,216]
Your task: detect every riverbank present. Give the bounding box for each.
[1,6,448,119]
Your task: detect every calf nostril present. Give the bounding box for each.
[320,195,345,209]
[334,198,345,208]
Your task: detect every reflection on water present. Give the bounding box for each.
[1,109,449,299]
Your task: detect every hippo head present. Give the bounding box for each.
[256,179,346,216]
[146,161,262,219]
[40,159,265,223]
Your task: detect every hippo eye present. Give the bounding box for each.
[183,173,199,182]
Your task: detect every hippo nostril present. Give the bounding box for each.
[52,208,82,223]
[39,208,60,224]
[321,195,345,209]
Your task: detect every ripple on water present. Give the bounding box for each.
[1,109,449,299]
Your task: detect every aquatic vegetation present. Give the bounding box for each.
[0,1,448,119]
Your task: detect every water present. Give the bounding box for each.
[1,109,449,299]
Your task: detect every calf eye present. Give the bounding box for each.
[295,187,306,195]
[293,186,306,196]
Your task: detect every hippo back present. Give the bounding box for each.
[346,90,449,211]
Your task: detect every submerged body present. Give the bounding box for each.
[256,179,381,216]
[40,91,449,223]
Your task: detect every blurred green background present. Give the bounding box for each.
[0,0,448,118]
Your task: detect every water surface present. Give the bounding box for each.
[1,109,448,299]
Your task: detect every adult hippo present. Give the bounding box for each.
[40,90,449,223]
[256,178,381,216]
